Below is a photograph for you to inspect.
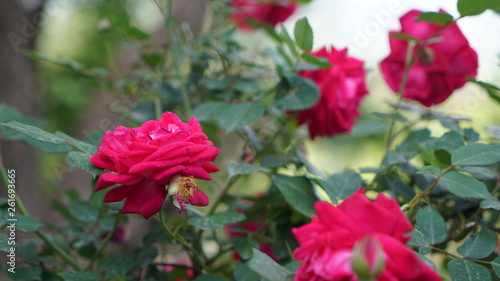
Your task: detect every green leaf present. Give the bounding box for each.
[294,17,313,51]
[0,234,11,252]
[398,129,431,151]
[382,151,419,166]
[273,175,316,217]
[97,253,135,278]
[277,75,320,111]
[58,270,100,281]
[248,248,293,281]
[66,151,104,177]
[480,199,500,210]
[452,143,500,166]
[16,215,42,233]
[281,28,298,58]
[391,33,421,42]
[68,201,100,223]
[418,131,465,151]
[133,246,158,268]
[227,163,268,178]
[492,256,500,278]
[440,172,490,200]
[188,211,246,230]
[193,102,229,122]
[416,206,447,244]
[235,237,260,260]
[4,263,42,281]
[192,275,231,281]
[350,117,389,137]
[325,170,362,200]
[55,131,97,154]
[261,155,302,168]
[127,26,149,40]
[406,229,429,247]
[416,166,440,177]
[448,259,492,281]
[217,103,265,133]
[457,0,500,16]
[234,262,260,281]
[457,227,498,259]
[0,121,66,145]
[415,12,454,25]
[301,53,331,68]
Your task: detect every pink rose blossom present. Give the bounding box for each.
[90,112,220,219]
[380,9,478,107]
[292,189,441,281]
[295,46,369,139]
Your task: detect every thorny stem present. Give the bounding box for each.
[0,150,81,271]
[158,210,209,274]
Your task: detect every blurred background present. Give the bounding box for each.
[0,0,499,245]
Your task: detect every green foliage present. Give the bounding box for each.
[227,163,269,178]
[416,206,447,244]
[457,227,498,259]
[58,270,101,281]
[276,74,320,111]
[440,172,491,200]
[325,170,363,200]
[248,248,293,281]
[451,143,500,166]
[448,260,492,281]
[273,175,316,217]
[294,17,314,51]
[416,12,454,25]
[188,211,246,230]
[457,0,500,16]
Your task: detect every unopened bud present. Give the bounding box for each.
[351,236,386,280]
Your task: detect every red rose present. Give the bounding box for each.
[380,9,478,107]
[231,0,297,30]
[90,112,220,219]
[292,189,441,281]
[296,46,369,139]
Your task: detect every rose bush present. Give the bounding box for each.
[292,189,441,281]
[295,46,369,139]
[231,0,298,30]
[90,112,220,219]
[380,9,478,107]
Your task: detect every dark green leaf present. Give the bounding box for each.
[66,151,104,177]
[452,143,500,166]
[248,248,293,281]
[418,131,465,151]
[235,237,260,260]
[416,206,447,244]
[16,215,42,233]
[234,262,260,281]
[398,129,431,151]
[273,175,316,217]
[448,259,491,281]
[382,151,419,166]
[406,229,429,247]
[217,103,265,133]
[325,170,362,200]
[457,227,498,259]
[0,121,65,145]
[58,270,100,281]
[188,211,246,230]
[4,264,42,281]
[281,28,298,57]
[227,163,268,178]
[134,246,158,268]
[97,253,135,278]
[277,75,320,111]
[0,234,11,252]
[457,0,500,16]
[440,172,490,200]
[415,12,453,25]
[416,166,440,177]
[54,131,97,154]
[492,256,500,278]
[294,17,313,51]
[480,199,500,210]
[68,201,100,223]
[193,102,229,122]
[261,155,302,168]
[192,275,231,281]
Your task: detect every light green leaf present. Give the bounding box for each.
[58,270,101,281]
[448,259,491,281]
[227,163,268,178]
[248,248,293,281]
[68,201,100,223]
[415,12,454,25]
[16,215,42,233]
[416,206,447,244]
[188,211,246,230]
[440,172,490,200]
[0,121,65,144]
[277,75,320,111]
[273,175,316,217]
[457,227,498,259]
[217,103,265,133]
[325,170,362,200]
[452,143,500,166]
[294,17,313,51]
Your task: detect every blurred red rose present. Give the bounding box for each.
[296,46,369,139]
[380,9,478,107]
[292,189,441,281]
[90,112,220,219]
[231,0,297,30]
